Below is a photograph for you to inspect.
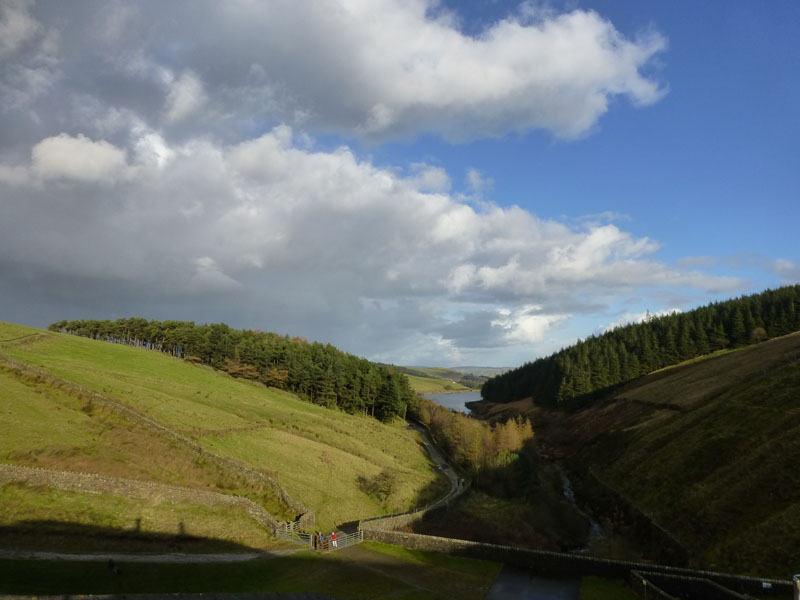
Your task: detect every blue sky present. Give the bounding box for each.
[375,1,799,268]
[0,1,797,366]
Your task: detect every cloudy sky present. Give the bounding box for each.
[1,0,798,367]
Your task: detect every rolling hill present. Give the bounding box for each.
[399,366,481,393]
[0,321,448,551]
[525,332,800,577]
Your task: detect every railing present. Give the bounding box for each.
[275,522,312,547]
[275,522,363,551]
[333,530,363,550]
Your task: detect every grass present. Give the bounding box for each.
[409,488,590,552]
[0,362,291,520]
[406,374,470,394]
[548,332,800,577]
[0,321,446,534]
[579,576,637,599]
[0,542,501,599]
[0,481,281,553]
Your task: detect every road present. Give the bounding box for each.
[406,421,465,508]
[486,566,580,600]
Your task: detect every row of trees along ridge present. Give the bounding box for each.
[482,284,800,407]
[49,318,416,422]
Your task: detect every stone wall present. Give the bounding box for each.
[361,529,793,597]
[0,353,312,529]
[358,417,469,533]
[0,463,279,533]
[631,570,753,600]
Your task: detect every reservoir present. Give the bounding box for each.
[424,390,481,414]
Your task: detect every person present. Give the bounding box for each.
[319,532,325,551]
[331,531,338,548]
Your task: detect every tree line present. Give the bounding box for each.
[414,397,537,496]
[481,284,800,407]
[48,318,416,422]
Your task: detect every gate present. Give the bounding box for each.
[275,521,312,547]
[275,522,363,551]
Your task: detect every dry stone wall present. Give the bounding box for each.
[361,529,792,598]
[358,418,469,533]
[0,463,279,533]
[0,352,313,529]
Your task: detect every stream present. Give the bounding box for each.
[557,465,607,553]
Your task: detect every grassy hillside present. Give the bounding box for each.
[405,374,470,394]
[533,332,800,577]
[400,365,488,394]
[0,322,447,543]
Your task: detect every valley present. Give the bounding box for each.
[3,312,800,597]
[468,331,800,577]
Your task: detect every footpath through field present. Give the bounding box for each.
[406,421,462,508]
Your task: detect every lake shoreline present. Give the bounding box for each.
[423,390,482,414]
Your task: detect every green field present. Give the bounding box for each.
[405,374,470,394]
[0,322,447,539]
[545,332,800,577]
[0,481,281,553]
[0,542,502,600]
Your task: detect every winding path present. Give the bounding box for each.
[406,421,464,509]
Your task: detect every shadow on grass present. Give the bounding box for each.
[0,542,499,600]
[0,519,261,555]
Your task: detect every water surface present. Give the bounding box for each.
[424,390,481,414]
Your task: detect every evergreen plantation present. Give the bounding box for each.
[49,318,416,422]
[482,285,800,407]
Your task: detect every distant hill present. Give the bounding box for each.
[449,366,512,378]
[399,366,509,392]
[403,373,471,394]
[482,285,800,408]
[0,321,447,550]
[529,332,800,577]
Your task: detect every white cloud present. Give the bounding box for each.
[164,70,207,123]
[466,168,493,195]
[492,306,570,345]
[772,258,800,284]
[0,0,39,59]
[599,308,682,333]
[408,163,451,193]
[0,125,747,364]
[1,1,666,144]
[31,134,131,184]
[677,256,719,268]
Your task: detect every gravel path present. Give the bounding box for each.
[406,421,464,508]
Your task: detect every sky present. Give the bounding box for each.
[0,0,798,367]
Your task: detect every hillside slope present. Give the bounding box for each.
[0,322,447,540]
[532,332,800,577]
[483,284,800,407]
